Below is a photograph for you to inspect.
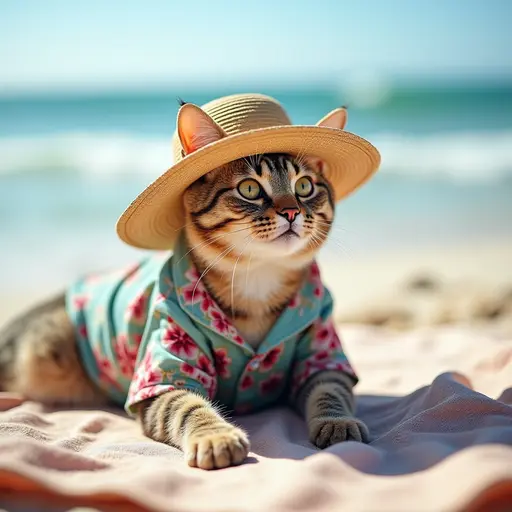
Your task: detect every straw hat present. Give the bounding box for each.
[116,93,381,250]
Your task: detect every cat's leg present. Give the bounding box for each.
[295,370,369,448]
[137,391,250,470]
[0,294,105,405]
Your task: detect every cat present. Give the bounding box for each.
[0,104,368,470]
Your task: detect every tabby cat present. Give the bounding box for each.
[0,103,368,470]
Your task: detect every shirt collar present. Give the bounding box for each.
[171,232,324,353]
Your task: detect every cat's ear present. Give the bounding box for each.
[316,106,348,130]
[306,107,347,173]
[304,156,326,174]
[177,104,226,155]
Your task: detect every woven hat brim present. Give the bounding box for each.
[116,125,381,250]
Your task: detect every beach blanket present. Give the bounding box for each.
[0,370,511,512]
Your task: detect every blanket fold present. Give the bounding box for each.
[1,372,511,512]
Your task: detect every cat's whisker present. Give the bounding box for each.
[176,225,253,265]
[309,231,326,250]
[310,221,355,239]
[230,235,254,319]
[191,243,237,303]
[313,218,355,235]
[244,251,253,301]
[314,227,353,260]
[242,156,256,174]
[307,233,322,251]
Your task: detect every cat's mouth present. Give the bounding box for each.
[274,228,300,241]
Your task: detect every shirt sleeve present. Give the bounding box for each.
[125,311,217,415]
[289,288,358,399]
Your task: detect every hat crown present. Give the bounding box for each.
[172,93,292,162]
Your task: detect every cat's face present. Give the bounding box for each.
[183,153,334,262]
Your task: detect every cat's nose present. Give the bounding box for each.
[277,207,300,223]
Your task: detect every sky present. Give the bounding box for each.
[1,0,511,94]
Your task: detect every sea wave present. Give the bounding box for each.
[1,130,511,183]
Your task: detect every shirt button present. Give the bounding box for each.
[249,359,260,370]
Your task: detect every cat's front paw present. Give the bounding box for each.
[309,416,369,448]
[185,426,250,470]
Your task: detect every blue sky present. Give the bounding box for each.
[1,0,511,93]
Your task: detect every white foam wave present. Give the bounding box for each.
[0,133,173,180]
[374,131,512,182]
[1,130,511,183]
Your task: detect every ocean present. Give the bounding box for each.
[1,84,512,292]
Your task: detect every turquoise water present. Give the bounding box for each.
[1,84,512,290]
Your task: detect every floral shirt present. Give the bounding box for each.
[66,233,358,416]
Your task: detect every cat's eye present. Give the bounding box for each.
[295,176,314,197]
[238,179,261,200]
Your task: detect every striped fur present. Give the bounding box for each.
[0,294,105,406]
[137,391,249,469]
[294,371,369,447]
[183,153,335,347]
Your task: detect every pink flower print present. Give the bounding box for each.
[240,374,254,391]
[260,346,283,372]
[162,323,198,359]
[213,348,232,378]
[73,294,89,310]
[210,310,231,334]
[197,373,217,398]
[200,293,215,313]
[97,356,113,378]
[181,268,205,304]
[197,354,216,377]
[128,384,175,406]
[292,364,316,394]
[133,333,143,348]
[93,348,122,391]
[232,334,245,345]
[324,360,356,377]
[77,323,88,339]
[180,362,196,376]
[313,286,323,298]
[313,349,331,363]
[311,320,335,350]
[288,294,301,309]
[154,292,167,305]
[134,351,163,389]
[291,370,308,393]
[182,283,204,304]
[329,334,342,351]
[260,374,284,395]
[125,290,147,322]
[185,267,201,282]
[114,333,138,378]
[310,262,322,285]
[128,386,153,404]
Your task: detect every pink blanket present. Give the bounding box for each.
[0,372,511,511]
